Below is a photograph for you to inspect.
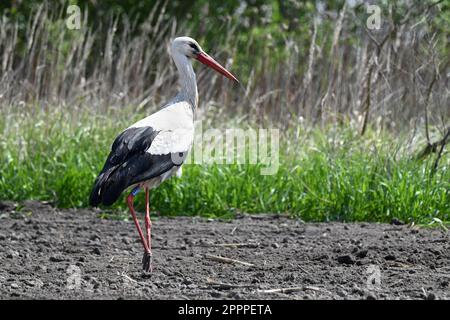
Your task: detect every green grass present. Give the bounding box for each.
[1,107,449,224]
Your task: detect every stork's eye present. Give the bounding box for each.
[188,42,200,53]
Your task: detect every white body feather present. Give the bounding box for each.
[129,101,194,155]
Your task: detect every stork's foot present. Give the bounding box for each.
[142,251,153,273]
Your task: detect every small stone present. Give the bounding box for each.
[10,283,19,289]
[228,292,242,299]
[384,254,396,261]
[34,265,47,272]
[49,255,65,262]
[284,274,296,281]
[356,260,368,266]
[356,250,368,259]
[6,250,19,259]
[90,234,101,241]
[0,200,16,211]
[92,247,101,255]
[351,285,364,295]
[337,255,355,265]
[25,279,44,288]
[91,278,101,289]
[314,254,329,261]
[390,218,404,225]
[210,291,222,298]
[337,289,347,297]
[271,242,280,249]
[426,292,436,300]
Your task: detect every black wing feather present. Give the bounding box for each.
[89,127,183,206]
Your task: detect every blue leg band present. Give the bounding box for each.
[131,187,141,196]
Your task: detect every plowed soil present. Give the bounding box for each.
[0,201,449,300]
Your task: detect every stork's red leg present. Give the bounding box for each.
[144,188,152,252]
[143,187,153,272]
[126,188,151,256]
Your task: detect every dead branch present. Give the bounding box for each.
[199,242,260,248]
[360,57,374,136]
[423,65,439,145]
[206,278,254,289]
[416,127,450,161]
[204,254,255,267]
[300,18,317,112]
[257,286,324,294]
[431,128,450,176]
[213,243,260,248]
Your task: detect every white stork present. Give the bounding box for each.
[89,37,238,272]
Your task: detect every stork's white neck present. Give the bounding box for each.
[172,51,198,109]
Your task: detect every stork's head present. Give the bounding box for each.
[171,36,239,83]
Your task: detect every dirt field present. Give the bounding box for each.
[0,200,449,300]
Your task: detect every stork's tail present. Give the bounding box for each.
[89,170,110,207]
[89,166,129,207]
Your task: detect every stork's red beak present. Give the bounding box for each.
[196,52,239,83]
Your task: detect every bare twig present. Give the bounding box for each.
[206,243,260,248]
[257,286,323,294]
[120,272,139,284]
[360,57,374,136]
[431,128,450,176]
[300,18,317,112]
[206,278,254,289]
[416,127,450,160]
[204,254,255,267]
[298,265,311,275]
[423,69,439,145]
